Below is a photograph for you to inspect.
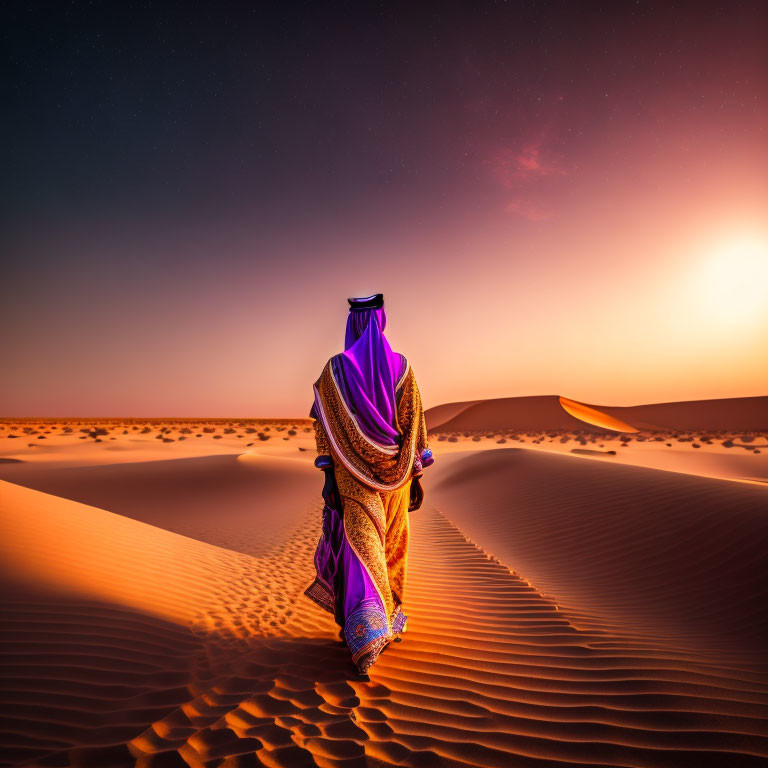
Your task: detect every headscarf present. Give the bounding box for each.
[332,304,406,448]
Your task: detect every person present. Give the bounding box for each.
[303,293,434,673]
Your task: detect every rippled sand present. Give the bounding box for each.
[0,418,767,767]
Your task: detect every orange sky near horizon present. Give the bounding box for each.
[1,3,766,417]
[4,195,766,418]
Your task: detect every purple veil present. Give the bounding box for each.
[331,304,407,448]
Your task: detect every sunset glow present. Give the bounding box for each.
[1,3,766,416]
[697,234,768,324]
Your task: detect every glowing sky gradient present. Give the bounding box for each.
[2,2,766,416]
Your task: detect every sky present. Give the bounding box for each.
[2,1,767,416]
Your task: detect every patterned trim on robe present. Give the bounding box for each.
[391,606,408,634]
[304,576,334,615]
[345,598,390,670]
[311,358,429,492]
[345,600,409,672]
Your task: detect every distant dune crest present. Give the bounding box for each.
[558,396,639,433]
[426,394,768,433]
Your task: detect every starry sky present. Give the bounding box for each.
[2,1,766,416]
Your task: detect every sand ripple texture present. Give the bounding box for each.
[1,448,767,767]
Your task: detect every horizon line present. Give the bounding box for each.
[2,393,767,421]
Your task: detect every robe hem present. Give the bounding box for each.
[303,578,335,615]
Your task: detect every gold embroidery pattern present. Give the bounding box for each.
[313,359,427,490]
[343,495,385,546]
[332,461,412,629]
[313,418,331,455]
[334,462,394,620]
[383,484,410,613]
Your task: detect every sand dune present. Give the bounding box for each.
[422,399,481,431]
[559,396,639,432]
[427,394,768,434]
[0,453,319,557]
[0,477,333,767]
[0,418,316,471]
[426,394,603,433]
[429,448,768,658]
[599,396,768,432]
[0,435,767,766]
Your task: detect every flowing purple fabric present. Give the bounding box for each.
[312,488,381,629]
[332,306,406,448]
[305,299,414,672]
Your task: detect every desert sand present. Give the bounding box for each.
[1,408,767,767]
[427,395,768,434]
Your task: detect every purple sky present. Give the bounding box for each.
[2,1,766,415]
